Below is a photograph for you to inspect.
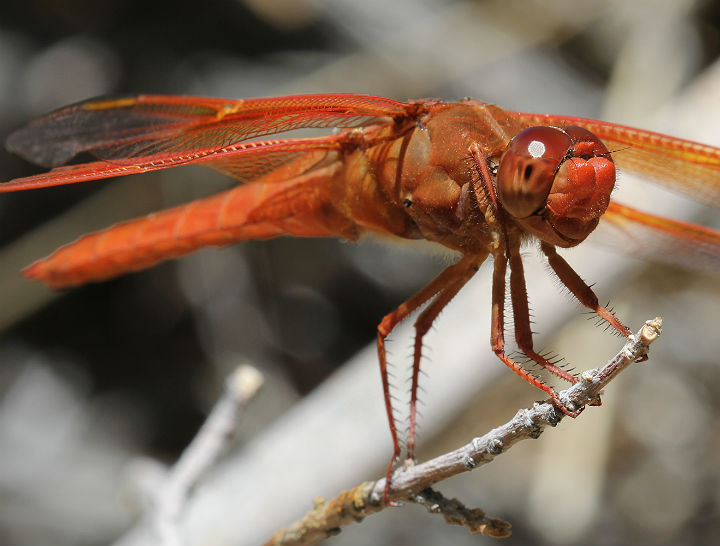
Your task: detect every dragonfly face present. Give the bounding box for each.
[497,125,615,248]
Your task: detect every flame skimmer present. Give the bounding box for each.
[3,93,720,498]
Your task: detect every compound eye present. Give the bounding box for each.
[564,125,612,158]
[497,126,572,218]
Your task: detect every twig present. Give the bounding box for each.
[410,487,512,537]
[265,317,662,545]
[155,364,264,546]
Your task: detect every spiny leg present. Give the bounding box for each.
[406,255,484,460]
[540,242,631,337]
[507,243,578,384]
[472,142,581,412]
[471,143,581,409]
[470,145,578,410]
[490,250,579,415]
[376,255,478,502]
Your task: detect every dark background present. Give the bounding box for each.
[1,1,720,544]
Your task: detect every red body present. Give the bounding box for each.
[4,94,720,500]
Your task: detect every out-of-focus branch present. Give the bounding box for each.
[265,318,662,546]
[155,364,264,546]
[115,365,264,546]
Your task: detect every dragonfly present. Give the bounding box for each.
[3,93,720,501]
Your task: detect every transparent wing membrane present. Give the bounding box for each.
[6,94,409,167]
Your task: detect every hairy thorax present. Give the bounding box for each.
[335,102,527,256]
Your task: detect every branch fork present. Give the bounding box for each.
[266,317,662,545]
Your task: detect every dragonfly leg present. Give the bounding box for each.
[406,256,483,460]
[540,242,631,337]
[376,255,480,504]
[490,250,582,417]
[507,243,579,384]
[471,144,581,413]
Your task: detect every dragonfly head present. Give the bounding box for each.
[496,125,615,248]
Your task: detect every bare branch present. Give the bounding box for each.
[409,487,512,537]
[265,317,662,545]
[155,365,264,546]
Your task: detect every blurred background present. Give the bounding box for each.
[1,0,720,544]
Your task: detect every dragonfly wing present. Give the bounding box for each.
[596,201,720,277]
[6,93,411,167]
[0,136,344,193]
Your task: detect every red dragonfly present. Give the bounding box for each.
[3,94,720,499]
